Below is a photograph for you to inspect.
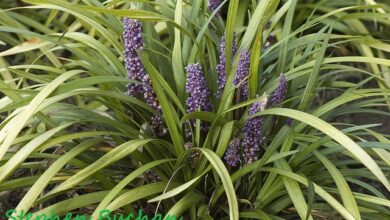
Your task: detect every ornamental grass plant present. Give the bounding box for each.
[0,0,390,219]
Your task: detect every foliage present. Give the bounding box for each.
[0,0,390,219]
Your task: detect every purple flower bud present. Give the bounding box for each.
[216,34,238,98]
[269,73,287,106]
[242,95,267,164]
[224,138,241,167]
[208,0,221,12]
[233,49,250,100]
[185,63,212,113]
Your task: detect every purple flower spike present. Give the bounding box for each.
[233,49,250,86]
[208,0,221,12]
[270,73,287,106]
[216,35,227,98]
[185,63,212,113]
[123,18,143,51]
[185,63,213,137]
[233,49,250,100]
[216,34,237,98]
[224,138,241,167]
[123,18,166,136]
[123,18,144,96]
[242,95,268,164]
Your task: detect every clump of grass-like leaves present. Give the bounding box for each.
[0,0,390,219]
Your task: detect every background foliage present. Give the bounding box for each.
[0,0,390,219]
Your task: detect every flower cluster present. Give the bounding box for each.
[216,34,250,101]
[123,18,144,96]
[184,64,212,166]
[242,96,267,164]
[269,73,287,107]
[224,96,267,166]
[223,73,288,167]
[123,18,166,136]
[233,49,250,100]
[224,138,241,167]
[185,63,213,113]
[185,63,213,139]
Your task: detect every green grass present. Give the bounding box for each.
[0,0,389,219]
